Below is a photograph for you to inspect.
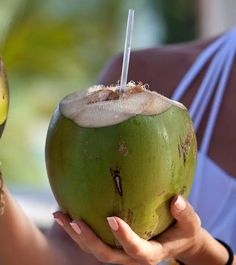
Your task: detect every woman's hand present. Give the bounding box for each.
[53,196,230,265]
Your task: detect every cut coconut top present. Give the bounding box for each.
[60,82,186,128]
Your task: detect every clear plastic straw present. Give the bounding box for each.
[119,9,135,93]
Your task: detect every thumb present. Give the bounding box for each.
[170,195,201,233]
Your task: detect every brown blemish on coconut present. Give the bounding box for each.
[157,190,165,197]
[178,144,181,158]
[83,149,92,160]
[127,208,134,225]
[110,167,123,196]
[180,185,187,195]
[118,141,129,156]
[170,162,175,182]
[179,125,194,166]
[83,149,88,155]
[144,230,153,239]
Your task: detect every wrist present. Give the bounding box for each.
[175,227,206,262]
[176,229,229,265]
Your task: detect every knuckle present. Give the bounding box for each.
[69,232,81,243]
[191,221,202,235]
[79,244,90,254]
[96,252,113,263]
[66,231,78,243]
[191,233,202,246]
[125,243,143,258]
[180,209,201,235]
[63,228,90,253]
[185,225,199,237]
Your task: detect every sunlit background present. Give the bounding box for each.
[0,0,235,229]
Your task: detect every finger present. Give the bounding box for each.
[53,211,71,226]
[69,219,135,264]
[52,211,90,253]
[53,212,135,264]
[156,196,203,258]
[170,196,201,233]
[107,216,166,263]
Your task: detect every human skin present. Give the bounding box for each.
[0,185,100,265]
[0,185,234,265]
[52,36,236,264]
[54,195,233,265]
[96,39,236,179]
[1,36,236,264]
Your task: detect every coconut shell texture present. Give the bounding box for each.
[46,91,197,247]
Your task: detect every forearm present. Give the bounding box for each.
[0,185,64,265]
[177,229,235,265]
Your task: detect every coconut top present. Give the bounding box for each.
[60,82,186,128]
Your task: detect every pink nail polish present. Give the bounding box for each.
[54,218,64,226]
[175,196,186,211]
[70,222,82,235]
[107,217,119,231]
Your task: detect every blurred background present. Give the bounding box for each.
[0,0,235,230]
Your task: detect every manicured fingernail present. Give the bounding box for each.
[175,196,186,211]
[52,212,64,226]
[70,222,82,235]
[107,217,119,231]
[54,217,64,226]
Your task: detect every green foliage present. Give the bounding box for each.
[0,0,124,186]
[0,0,196,187]
[2,0,122,87]
[154,0,197,43]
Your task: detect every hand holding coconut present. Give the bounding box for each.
[53,195,231,265]
[47,11,235,264]
[47,82,197,245]
[46,10,197,247]
[47,10,198,264]
[0,10,234,265]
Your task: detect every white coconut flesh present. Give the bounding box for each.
[60,82,186,128]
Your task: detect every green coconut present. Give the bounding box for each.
[0,58,9,138]
[45,82,197,247]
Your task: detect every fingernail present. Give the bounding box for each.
[52,212,64,226]
[175,196,186,211]
[54,217,64,226]
[70,221,82,235]
[107,217,119,231]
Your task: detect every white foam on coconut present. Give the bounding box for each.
[60,82,186,128]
